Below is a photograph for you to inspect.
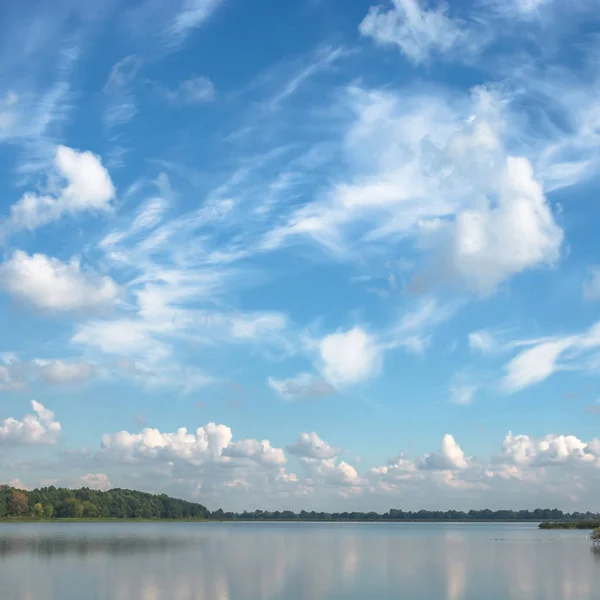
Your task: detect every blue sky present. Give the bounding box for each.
[1,0,600,512]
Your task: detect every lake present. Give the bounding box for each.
[0,522,598,599]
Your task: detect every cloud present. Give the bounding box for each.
[104,55,142,93]
[0,401,61,445]
[359,0,474,64]
[441,156,563,295]
[103,55,143,127]
[0,363,27,392]
[267,373,336,400]
[500,431,599,467]
[468,330,498,354]
[583,266,600,301]
[287,432,340,460]
[223,439,287,467]
[100,423,233,463]
[167,0,224,41]
[502,338,574,392]
[3,145,115,235]
[167,76,215,104]
[33,360,96,385]
[263,85,563,295]
[78,473,112,491]
[419,434,469,469]
[319,327,382,386]
[0,251,120,314]
[449,379,477,405]
[0,357,96,390]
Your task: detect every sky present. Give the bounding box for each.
[0,0,600,513]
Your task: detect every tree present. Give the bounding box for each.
[8,490,28,516]
[43,504,54,518]
[33,503,44,519]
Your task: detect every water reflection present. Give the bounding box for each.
[0,523,599,600]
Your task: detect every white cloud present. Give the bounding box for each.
[287,432,340,460]
[319,327,382,386]
[468,330,498,354]
[359,0,471,64]
[4,145,115,234]
[419,434,469,469]
[267,373,336,400]
[499,321,600,392]
[168,0,224,40]
[442,156,563,295]
[33,360,96,385]
[78,473,112,491]
[0,251,119,314]
[300,456,361,487]
[502,338,574,392]
[0,400,61,445]
[224,439,287,467]
[101,423,233,463]
[167,76,215,104]
[263,86,563,295]
[583,266,600,301]
[500,431,599,467]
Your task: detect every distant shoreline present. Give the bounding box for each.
[0,517,551,524]
[538,521,600,530]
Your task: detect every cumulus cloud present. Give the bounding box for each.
[359,0,471,64]
[287,432,340,460]
[319,327,382,386]
[267,373,336,400]
[500,432,599,467]
[419,434,469,470]
[101,423,233,463]
[5,145,115,234]
[78,473,112,491]
[0,401,61,445]
[442,156,563,295]
[224,439,286,467]
[0,251,120,314]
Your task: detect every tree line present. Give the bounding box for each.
[0,485,210,520]
[1,485,597,521]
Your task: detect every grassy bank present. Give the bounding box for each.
[539,521,600,529]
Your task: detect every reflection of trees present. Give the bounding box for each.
[0,535,191,558]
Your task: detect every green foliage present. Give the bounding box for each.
[590,527,600,541]
[208,507,600,522]
[539,521,600,529]
[0,484,595,524]
[0,485,210,520]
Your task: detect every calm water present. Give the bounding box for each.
[0,522,599,599]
